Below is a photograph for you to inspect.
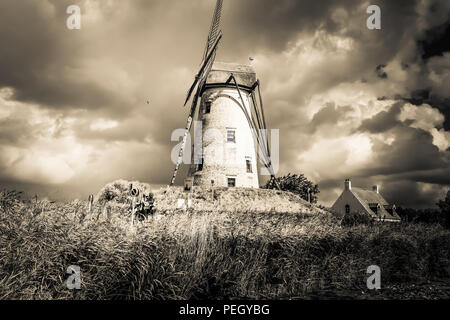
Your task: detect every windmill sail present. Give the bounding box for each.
[203,0,223,61]
[227,75,279,187]
[170,0,224,186]
[170,95,198,186]
[184,33,222,106]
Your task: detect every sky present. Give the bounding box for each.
[0,0,449,208]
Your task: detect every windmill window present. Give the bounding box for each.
[227,130,236,143]
[197,157,204,171]
[227,177,236,187]
[246,159,252,173]
[345,205,350,214]
[205,102,211,114]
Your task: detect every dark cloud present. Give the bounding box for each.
[309,103,353,132]
[224,0,359,53]
[406,89,431,105]
[419,15,450,60]
[376,64,388,79]
[381,180,447,209]
[363,126,446,176]
[0,1,129,112]
[358,102,403,134]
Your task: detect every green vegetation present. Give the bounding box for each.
[0,183,449,300]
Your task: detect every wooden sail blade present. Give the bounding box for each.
[184,78,200,107]
[170,88,201,186]
[170,0,225,185]
[250,90,267,151]
[184,33,222,106]
[256,82,271,157]
[203,0,223,61]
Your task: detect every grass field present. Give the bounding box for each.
[1,183,449,300]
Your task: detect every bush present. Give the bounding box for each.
[263,173,319,203]
[96,179,153,205]
[340,211,373,227]
[437,190,450,228]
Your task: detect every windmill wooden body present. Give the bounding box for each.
[170,0,278,189]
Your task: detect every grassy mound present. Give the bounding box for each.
[153,186,325,215]
[93,179,326,218]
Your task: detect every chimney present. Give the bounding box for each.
[345,179,351,191]
[372,185,379,193]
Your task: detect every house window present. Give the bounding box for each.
[205,102,211,114]
[227,177,236,187]
[246,159,252,173]
[345,204,350,214]
[227,130,236,143]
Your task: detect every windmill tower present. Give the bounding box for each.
[170,0,277,189]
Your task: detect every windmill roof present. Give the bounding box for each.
[211,62,256,73]
[205,61,257,89]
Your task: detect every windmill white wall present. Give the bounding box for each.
[186,62,259,188]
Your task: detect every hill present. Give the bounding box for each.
[94,179,327,217]
[153,186,326,215]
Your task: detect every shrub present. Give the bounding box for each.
[96,179,152,205]
[437,190,450,228]
[340,211,373,227]
[263,173,320,203]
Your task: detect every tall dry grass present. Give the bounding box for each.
[0,188,449,300]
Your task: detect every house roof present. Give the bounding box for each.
[351,187,388,205]
[350,187,400,221]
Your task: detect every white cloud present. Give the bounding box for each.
[430,128,450,151]
[398,103,450,150]
[90,119,119,131]
[297,134,373,182]
[0,135,92,185]
[399,103,445,130]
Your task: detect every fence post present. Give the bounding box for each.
[88,194,94,214]
[131,197,136,226]
[187,194,191,211]
[130,185,139,227]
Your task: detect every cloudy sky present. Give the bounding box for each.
[0,0,449,208]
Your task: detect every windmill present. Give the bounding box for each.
[170,0,279,189]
